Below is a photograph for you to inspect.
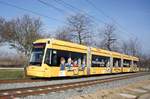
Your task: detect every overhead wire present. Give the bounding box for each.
[85,0,135,37]
[0,0,64,23]
[37,0,66,14]
[54,0,107,25]
[0,0,135,37]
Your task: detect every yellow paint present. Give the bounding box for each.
[52,44,86,53]
[123,67,131,72]
[90,67,111,74]
[26,38,140,78]
[26,65,45,77]
[33,39,50,44]
[123,54,132,60]
[111,52,122,58]
[112,67,122,73]
[91,48,111,57]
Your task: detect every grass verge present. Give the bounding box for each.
[0,69,24,80]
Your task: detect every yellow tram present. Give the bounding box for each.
[26,38,139,77]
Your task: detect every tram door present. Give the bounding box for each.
[106,57,112,73]
[121,58,123,72]
[87,47,91,75]
[110,56,113,73]
[130,60,134,72]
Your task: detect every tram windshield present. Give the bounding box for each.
[29,43,46,65]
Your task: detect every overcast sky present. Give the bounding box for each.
[0,0,150,54]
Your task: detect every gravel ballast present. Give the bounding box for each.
[21,73,150,99]
[0,73,143,90]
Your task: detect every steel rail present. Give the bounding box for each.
[0,79,47,84]
[0,72,142,84]
[0,72,149,99]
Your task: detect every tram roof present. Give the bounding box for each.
[131,56,139,61]
[33,38,50,43]
[33,38,139,61]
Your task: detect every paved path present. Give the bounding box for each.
[70,80,150,99]
[109,82,150,99]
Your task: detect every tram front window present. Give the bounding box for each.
[29,43,45,65]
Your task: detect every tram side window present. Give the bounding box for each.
[71,52,86,68]
[45,49,86,67]
[133,61,138,67]
[51,50,58,66]
[45,49,70,66]
[44,49,51,65]
[113,58,121,67]
[51,50,70,66]
[123,60,131,67]
[92,55,110,67]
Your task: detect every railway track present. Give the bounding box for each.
[0,79,46,84]
[0,72,149,99]
[0,72,133,84]
[0,72,141,84]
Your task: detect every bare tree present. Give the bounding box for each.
[121,38,149,71]
[0,17,6,44]
[1,15,43,58]
[138,53,150,71]
[55,27,72,42]
[129,38,141,56]
[98,24,117,51]
[0,53,26,67]
[66,13,93,45]
[121,40,129,55]
[121,38,141,56]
